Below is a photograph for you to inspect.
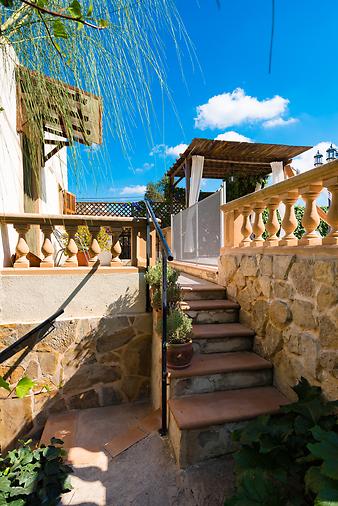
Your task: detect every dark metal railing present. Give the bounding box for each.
[0,309,64,365]
[144,198,173,436]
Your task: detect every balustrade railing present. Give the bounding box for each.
[0,213,147,268]
[221,161,338,251]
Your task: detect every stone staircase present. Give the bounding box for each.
[167,274,288,468]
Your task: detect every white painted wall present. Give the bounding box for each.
[0,45,69,267]
[0,44,24,267]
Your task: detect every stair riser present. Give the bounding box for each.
[169,414,246,468]
[170,369,273,398]
[193,336,253,354]
[182,290,226,301]
[185,309,238,324]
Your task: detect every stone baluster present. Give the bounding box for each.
[239,206,252,247]
[13,224,30,268]
[299,184,323,245]
[41,224,55,267]
[88,226,101,266]
[323,176,338,245]
[264,197,281,247]
[279,191,299,246]
[111,227,122,265]
[64,225,78,267]
[251,201,265,247]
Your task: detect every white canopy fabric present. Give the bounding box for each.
[270,160,285,234]
[189,155,204,207]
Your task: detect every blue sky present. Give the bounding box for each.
[69,0,338,200]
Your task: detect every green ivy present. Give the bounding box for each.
[0,438,72,505]
[225,378,338,506]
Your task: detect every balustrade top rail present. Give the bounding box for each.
[221,160,338,213]
[0,213,146,227]
[221,160,338,249]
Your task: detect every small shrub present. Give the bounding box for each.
[225,378,338,506]
[0,438,72,505]
[166,308,192,344]
[145,261,181,309]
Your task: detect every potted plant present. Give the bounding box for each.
[166,308,193,369]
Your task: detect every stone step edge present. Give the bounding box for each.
[192,323,255,339]
[180,300,240,311]
[168,352,272,379]
[168,386,289,430]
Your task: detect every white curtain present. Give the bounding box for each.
[189,155,204,207]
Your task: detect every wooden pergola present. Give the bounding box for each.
[166,138,311,206]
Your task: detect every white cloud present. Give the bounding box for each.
[150,143,188,159]
[195,88,292,130]
[292,141,337,173]
[263,117,298,128]
[215,131,252,142]
[134,162,154,174]
[120,185,147,196]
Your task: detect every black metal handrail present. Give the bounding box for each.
[0,309,64,364]
[144,198,174,436]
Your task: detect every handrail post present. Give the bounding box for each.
[160,253,168,436]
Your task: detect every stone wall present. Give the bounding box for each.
[0,312,152,451]
[218,252,338,401]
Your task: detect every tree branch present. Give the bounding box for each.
[20,0,106,30]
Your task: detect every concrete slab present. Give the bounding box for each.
[58,402,234,506]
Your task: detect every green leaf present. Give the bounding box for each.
[98,18,109,28]
[53,19,68,39]
[0,0,14,7]
[0,376,10,392]
[68,0,82,18]
[15,377,35,398]
[86,1,93,17]
[308,427,338,480]
[50,437,64,446]
[0,476,11,493]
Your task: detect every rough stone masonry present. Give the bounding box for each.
[218,252,338,401]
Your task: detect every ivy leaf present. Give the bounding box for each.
[53,19,68,39]
[308,427,338,480]
[68,0,82,18]
[15,377,35,398]
[0,376,10,391]
[98,18,109,28]
[0,476,11,493]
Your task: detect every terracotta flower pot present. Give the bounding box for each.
[167,340,193,369]
[77,251,90,266]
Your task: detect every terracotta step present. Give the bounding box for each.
[180,299,239,324]
[169,352,272,379]
[191,323,255,354]
[168,386,289,467]
[192,322,255,339]
[169,352,273,397]
[180,300,240,311]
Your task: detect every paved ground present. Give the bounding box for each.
[57,403,234,506]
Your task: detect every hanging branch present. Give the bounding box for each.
[19,0,106,30]
[268,0,275,73]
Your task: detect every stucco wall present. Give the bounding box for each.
[218,251,338,401]
[0,270,152,451]
[0,45,68,267]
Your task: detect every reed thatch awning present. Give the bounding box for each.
[167,138,311,180]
